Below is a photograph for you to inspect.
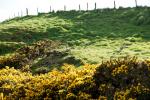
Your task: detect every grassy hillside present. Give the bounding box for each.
[1,7,150,63]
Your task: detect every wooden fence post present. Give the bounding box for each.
[95,2,97,10]
[87,2,89,11]
[64,5,66,11]
[18,12,19,17]
[114,0,116,9]
[26,8,28,16]
[135,0,138,7]
[21,10,23,17]
[37,8,39,15]
[79,4,81,11]
[50,6,51,12]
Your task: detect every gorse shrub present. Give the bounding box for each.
[0,64,97,99]
[0,40,83,73]
[0,57,150,99]
[0,39,61,69]
[93,56,150,99]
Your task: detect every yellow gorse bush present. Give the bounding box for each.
[0,57,149,99]
[112,65,128,76]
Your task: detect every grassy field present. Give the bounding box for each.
[0,7,150,64]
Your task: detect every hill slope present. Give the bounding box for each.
[0,7,150,63]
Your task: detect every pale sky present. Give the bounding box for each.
[0,0,150,22]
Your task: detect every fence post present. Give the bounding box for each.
[114,0,116,9]
[21,10,23,17]
[95,2,97,10]
[64,5,66,11]
[37,8,39,15]
[26,8,28,16]
[87,2,89,11]
[79,4,81,11]
[135,0,138,7]
[18,12,19,17]
[50,6,51,12]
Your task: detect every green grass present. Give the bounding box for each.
[0,7,150,63]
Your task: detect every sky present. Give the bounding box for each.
[0,0,150,22]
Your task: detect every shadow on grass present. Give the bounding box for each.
[31,51,83,74]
